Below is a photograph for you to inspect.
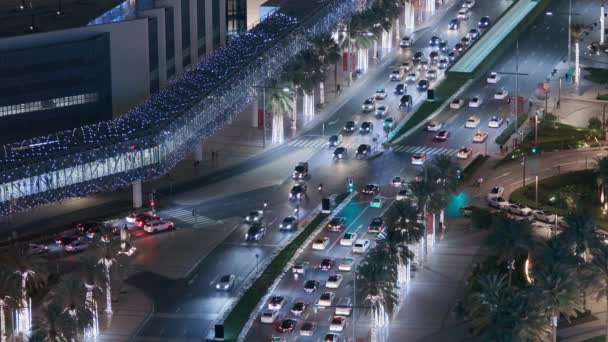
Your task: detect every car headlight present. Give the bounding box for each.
[338,154,343,158]
[279,224,283,228]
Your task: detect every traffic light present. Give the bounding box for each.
[531,146,537,154]
[347,177,354,193]
[456,168,463,180]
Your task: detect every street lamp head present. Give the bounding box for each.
[282,87,291,93]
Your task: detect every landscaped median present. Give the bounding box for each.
[217,192,352,341]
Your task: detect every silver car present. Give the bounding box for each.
[216,274,235,291]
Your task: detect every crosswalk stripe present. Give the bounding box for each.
[159,208,216,226]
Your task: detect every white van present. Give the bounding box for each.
[457,8,470,20]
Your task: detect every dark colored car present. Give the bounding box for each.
[453,43,464,54]
[433,130,449,142]
[399,95,413,109]
[304,280,320,292]
[417,79,429,91]
[362,184,380,195]
[468,28,480,39]
[429,51,440,62]
[413,51,424,62]
[276,318,297,333]
[429,35,441,46]
[327,217,347,232]
[359,121,373,134]
[319,258,335,271]
[448,18,460,30]
[54,235,79,246]
[447,51,457,61]
[289,183,307,200]
[478,16,491,28]
[461,36,471,46]
[356,144,372,157]
[279,216,298,231]
[343,121,357,133]
[246,223,266,241]
[333,147,347,160]
[368,217,385,233]
[394,83,406,95]
[438,40,448,52]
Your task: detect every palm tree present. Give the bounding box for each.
[588,244,608,339]
[430,155,459,227]
[595,156,608,205]
[487,215,538,286]
[0,270,17,342]
[559,215,601,262]
[1,243,47,337]
[408,176,435,260]
[356,248,398,342]
[296,49,324,118]
[571,24,589,85]
[533,236,580,270]
[48,275,94,341]
[77,256,104,338]
[29,301,70,342]
[311,34,340,101]
[376,216,415,286]
[532,263,582,342]
[264,80,293,143]
[90,225,124,315]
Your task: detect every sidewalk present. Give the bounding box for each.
[389,218,491,342]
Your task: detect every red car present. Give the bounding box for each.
[433,130,449,142]
[276,318,297,333]
[327,217,347,232]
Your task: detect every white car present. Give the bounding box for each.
[215,274,236,291]
[268,296,286,311]
[375,105,388,117]
[326,274,344,289]
[465,116,480,128]
[352,239,371,254]
[488,196,510,209]
[400,36,412,47]
[427,121,443,131]
[472,131,488,143]
[487,186,504,199]
[508,204,532,216]
[375,88,387,99]
[340,233,358,246]
[361,97,376,111]
[336,297,353,316]
[329,316,347,332]
[317,292,335,307]
[457,8,470,20]
[245,210,263,223]
[469,96,482,108]
[494,89,509,100]
[463,0,475,8]
[487,72,501,84]
[312,237,330,250]
[143,219,175,233]
[64,239,90,253]
[456,147,472,159]
[406,72,417,82]
[392,176,405,187]
[488,116,504,128]
[533,210,556,223]
[389,70,402,81]
[450,98,465,109]
[338,257,355,272]
[260,310,279,324]
[411,153,426,165]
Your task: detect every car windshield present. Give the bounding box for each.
[329,275,339,281]
[249,211,259,216]
[335,148,345,153]
[364,99,373,104]
[344,233,352,239]
[220,275,231,282]
[294,166,305,172]
[315,238,324,243]
[305,281,315,287]
[346,121,354,126]
[358,146,367,152]
[292,186,302,192]
[321,293,331,300]
[331,318,342,324]
[248,226,260,234]
[372,218,382,224]
[302,323,313,330]
[263,312,273,317]
[329,136,337,141]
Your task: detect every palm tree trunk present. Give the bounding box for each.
[271,113,284,144]
[16,272,30,337]
[0,299,6,342]
[395,17,400,40]
[440,209,445,230]
[292,87,298,128]
[575,41,580,85]
[85,284,99,338]
[601,1,605,45]
[605,293,608,341]
[303,91,314,117]
[373,40,378,60]
[334,62,338,92]
[508,266,513,287]
[100,259,113,314]
[319,81,325,105]
[551,314,558,342]
[371,304,378,342]
[423,207,428,261]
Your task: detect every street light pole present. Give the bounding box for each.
[262,87,267,148]
[347,25,352,87]
[568,0,572,67]
[352,270,356,342]
[522,155,526,187]
[535,175,539,207]
[534,112,539,146]
[515,39,519,128]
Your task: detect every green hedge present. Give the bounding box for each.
[495,113,529,146]
[471,207,493,229]
[387,77,467,142]
[462,154,489,182]
[222,193,349,340]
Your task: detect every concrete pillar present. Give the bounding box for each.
[132,180,143,208]
[194,142,203,161]
[252,99,259,127]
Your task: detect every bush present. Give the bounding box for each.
[589,117,603,130]
[470,207,493,229]
[495,113,529,145]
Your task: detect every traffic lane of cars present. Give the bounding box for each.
[246,200,391,341]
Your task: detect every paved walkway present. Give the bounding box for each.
[389,218,490,342]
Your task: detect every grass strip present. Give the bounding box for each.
[495,113,528,146]
[584,67,608,84]
[387,77,467,142]
[222,193,349,340]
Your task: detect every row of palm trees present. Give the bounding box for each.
[0,225,131,341]
[355,155,460,341]
[463,212,608,341]
[262,0,411,143]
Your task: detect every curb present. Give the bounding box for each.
[235,192,357,341]
[391,79,475,144]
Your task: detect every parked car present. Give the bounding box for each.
[533,210,556,223]
[143,219,175,233]
[488,196,510,209]
[508,204,533,216]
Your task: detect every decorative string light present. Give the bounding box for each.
[0,0,363,216]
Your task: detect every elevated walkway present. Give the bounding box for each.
[449,0,540,74]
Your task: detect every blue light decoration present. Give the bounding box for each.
[0,0,367,217]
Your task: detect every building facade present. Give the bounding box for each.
[0,0,226,145]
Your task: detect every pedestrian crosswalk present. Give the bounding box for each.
[287,138,360,149]
[392,145,459,156]
[159,207,217,228]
